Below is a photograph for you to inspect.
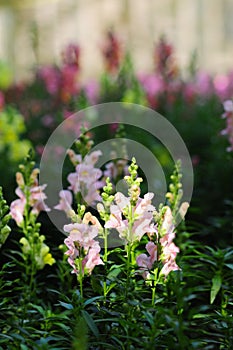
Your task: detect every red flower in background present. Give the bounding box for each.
[154,36,179,81]
[102,30,122,74]
[0,91,5,110]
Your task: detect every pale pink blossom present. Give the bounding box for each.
[54,190,73,215]
[136,241,158,279]
[162,242,179,262]
[160,259,180,276]
[135,193,155,216]
[161,206,174,234]
[67,150,104,205]
[114,192,130,211]
[30,183,50,215]
[64,222,103,275]
[10,188,26,226]
[106,192,156,243]
[223,100,233,113]
[132,214,156,241]
[67,149,82,165]
[84,245,104,274]
[84,150,102,166]
[76,164,102,184]
[136,253,152,279]
[10,179,50,225]
[146,241,158,263]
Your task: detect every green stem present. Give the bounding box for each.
[78,258,83,299]
[151,286,156,306]
[125,203,134,300]
[125,242,132,300]
[103,228,108,301]
[151,268,158,306]
[104,228,108,264]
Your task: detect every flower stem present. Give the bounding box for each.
[103,228,108,301]
[125,242,132,300]
[151,268,158,306]
[78,258,83,299]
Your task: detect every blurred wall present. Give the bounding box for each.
[0,0,233,81]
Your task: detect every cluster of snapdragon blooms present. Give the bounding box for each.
[221,100,233,152]
[55,134,129,288]
[105,159,181,280]
[10,155,55,271]
[55,131,186,295]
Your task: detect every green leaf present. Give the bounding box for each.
[84,296,103,307]
[192,313,209,319]
[81,310,99,338]
[107,266,122,280]
[210,274,222,304]
[58,301,74,310]
[225,263,233,270]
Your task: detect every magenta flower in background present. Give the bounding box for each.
[37,66,60,95]
[0,91,5,110]
[221,100,233,152]
[195,71,214,97]
[62,43,80,69]
[60,65,79,103]
[102,30,122,74]
[214,74,230,100]
[139,73,164,96]
[84,80,99,105]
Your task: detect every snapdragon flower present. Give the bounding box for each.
[64,222,103,275]
[54,190,74,217]
[67,150,105,206]
[136,241,157,279]
[10,171,50,226]
[105,192,156,244]
[136,206,180,279]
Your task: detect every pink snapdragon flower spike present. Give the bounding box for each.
[64,222,103,275]
[105,192,156,244]
[136,206,180,280]
[10,172,50,226]
[67,150,105,206]
[159,207,180,277]
[221,100,233,152]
